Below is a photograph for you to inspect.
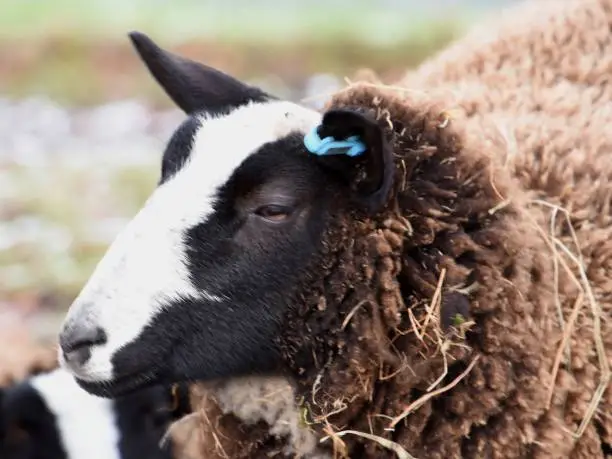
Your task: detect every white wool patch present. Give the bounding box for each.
[30,368,121,459]
[211,376,331,458]
[60,99,322,383]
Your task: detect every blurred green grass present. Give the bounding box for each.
[0,1,474,105]
[0,0,474,44]
[0,161,160,306]
[1,35,461,106]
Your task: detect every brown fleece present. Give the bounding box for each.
[282,88,556,459]
[174,0,612,457]
[399,0,612,456]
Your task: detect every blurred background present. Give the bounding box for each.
[0,0,516,344]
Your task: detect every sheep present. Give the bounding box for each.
[0,367,192,459]
[57,0,611,457]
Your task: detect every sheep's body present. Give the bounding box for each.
[400,1,612,453]
[175,0,612,457]
[0,366,191,459]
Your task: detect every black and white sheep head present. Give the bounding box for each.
[0,368,188,459]
[58,32,395,397]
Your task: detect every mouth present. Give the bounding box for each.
[75,368,160,398]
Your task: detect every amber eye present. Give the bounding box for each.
[254,204,293,222]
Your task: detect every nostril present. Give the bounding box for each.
[60,326,107,353]
[60,326,107,367]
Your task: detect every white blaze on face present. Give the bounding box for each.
[60,100,322,382]
[30,369,121,459]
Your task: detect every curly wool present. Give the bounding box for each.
[284,91,555,459]
[172,378,331,459]
[173,0,611,457]
[401,0,612,454]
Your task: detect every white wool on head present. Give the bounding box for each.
[210,376,332,458]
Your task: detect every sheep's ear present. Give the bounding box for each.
[128,31,273,115]
[315,107,395,213]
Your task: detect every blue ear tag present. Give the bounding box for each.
[304,125,366,158]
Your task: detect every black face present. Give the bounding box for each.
[0,385,65,459]
[62,31,394,399]
[77,132,346,398]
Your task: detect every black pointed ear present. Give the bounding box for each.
[315,107,395,213]
[128,31,273,115]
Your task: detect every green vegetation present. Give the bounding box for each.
[0,1,475,105]
[0,160,160,307]
[0,1,475,44]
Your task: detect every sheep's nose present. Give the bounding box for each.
[59,325,107,368]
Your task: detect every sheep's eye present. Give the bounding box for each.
[254,204,293,222]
